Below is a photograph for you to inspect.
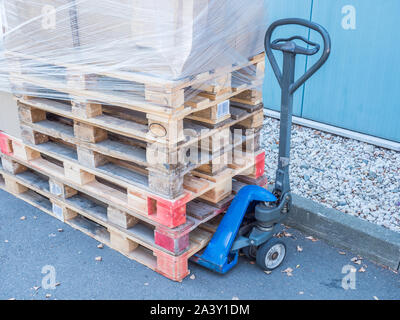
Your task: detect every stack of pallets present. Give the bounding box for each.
[0,51,267,281]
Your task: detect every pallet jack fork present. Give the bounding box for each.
[192,18,331,273]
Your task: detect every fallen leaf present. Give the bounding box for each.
[249,261,255,265]
[282,267,293,276]
[390,268,398,274]
[20,216,26,221]
[264,271,272,275]
[190,274,196,280]
[351,257,362,265]
[373,296,379,301]
[55,282,61,287]
[45,293,51,298]
[97,243,104,249]
[33,286,40,291]
[296,265,300,269]
[297,246,303,252]
[95,256,102,261]
[338,251,346,255]
[305,236,318,242]
[277,231,293,238]
[359,267,366,273]
[57,228,63,232]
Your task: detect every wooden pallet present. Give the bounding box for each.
[0,150,266,254]
[0,132,267,229]
[5,96,265,200]
[0,151,235,254]
[0,154,267,281]
[15,96,264,144]
[7,51,265,118]
[13,87,264,147]
[16,97,264,174]
[14,118,263,200]
[7,50,264,99]
[0,164,219,281]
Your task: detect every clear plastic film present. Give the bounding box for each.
[0,0,267,108]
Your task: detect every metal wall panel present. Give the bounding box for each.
[262,0,313,115]
[302,0,400,142]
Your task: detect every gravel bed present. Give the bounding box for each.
[260,116,400,233]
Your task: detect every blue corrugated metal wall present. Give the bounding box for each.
[263,0,400,142]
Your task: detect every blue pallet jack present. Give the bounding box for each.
[191,18,331,273]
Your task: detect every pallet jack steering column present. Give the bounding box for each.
[258,18,331,220]
[192,18,331,273]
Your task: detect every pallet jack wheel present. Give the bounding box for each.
[256,239,286,271]
[242,245,258,260]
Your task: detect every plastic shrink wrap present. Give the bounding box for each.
[0,0,266,105]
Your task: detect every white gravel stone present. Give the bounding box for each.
[261,116,400,233]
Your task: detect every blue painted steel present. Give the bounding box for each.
[192,185,276,273]
[262,0,313,116]
[301,0,400,142]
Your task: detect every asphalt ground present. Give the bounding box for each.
[0,189,399,300]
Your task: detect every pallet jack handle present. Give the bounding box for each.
[191,19,331,275]
[265,18,331,94]
[263,18,331,203]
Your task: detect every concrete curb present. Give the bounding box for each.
[287,194,400,270]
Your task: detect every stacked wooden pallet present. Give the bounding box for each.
[1,51,268,281]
